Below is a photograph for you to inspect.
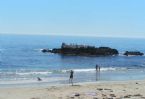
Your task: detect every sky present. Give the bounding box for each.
[0,0,145,38]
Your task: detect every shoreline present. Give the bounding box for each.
[0,80,145,99]
[0,79,144,88]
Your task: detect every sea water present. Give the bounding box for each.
[1,34,145,87]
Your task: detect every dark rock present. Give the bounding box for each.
[93,97,99,99]
[110,94,116,97]
[41,49,50,53]
[97,88,103,91]
[124,95,132,98]
[141,97,145,99]
[104,88,112,90]
[74,93,80,97]
[124,51,144,56]
[133,94,142,97]
[31,98,40,99]
[102,94,107,97]
[42,43,119,56]
[136,82,139,84]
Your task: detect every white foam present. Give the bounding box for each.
[16,71,52,76]
[33,49,46,52]
[100,67,116,71]
[0,77,67,85]
[61,69,95,73]
[64,67,118,73]
[74,69,95,72]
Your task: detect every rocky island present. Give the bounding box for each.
[124,51,144,56]
[42,43,119,56]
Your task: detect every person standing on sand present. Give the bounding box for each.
[69,70,74,86]
[96,64,101,72]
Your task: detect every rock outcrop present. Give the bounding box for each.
[124,51,144,56]
[41,49,51,53]
[42,43,119,56]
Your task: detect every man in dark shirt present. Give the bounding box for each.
[69,70,74,86]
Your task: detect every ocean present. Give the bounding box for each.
[1,34,145,87]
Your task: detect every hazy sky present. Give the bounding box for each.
[0,0,145,38]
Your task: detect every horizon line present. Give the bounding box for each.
[0,32,145,39]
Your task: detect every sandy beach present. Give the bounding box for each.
[0,80,145,99]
